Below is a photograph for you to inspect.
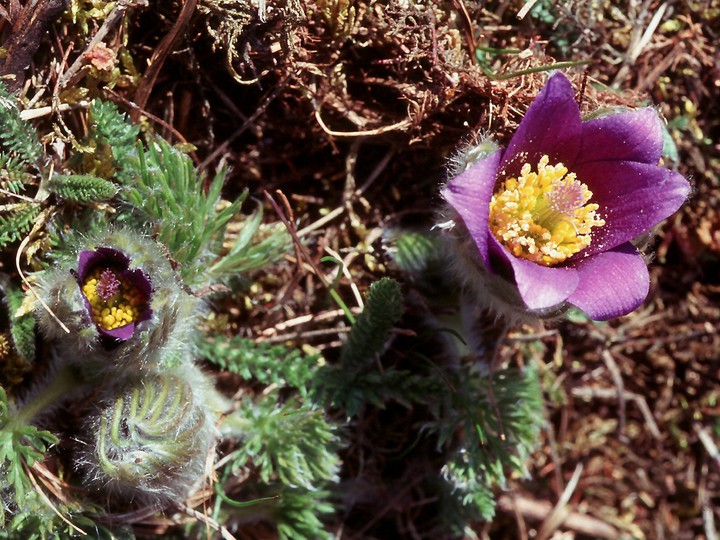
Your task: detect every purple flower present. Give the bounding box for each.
[76,247,153,340]
[442,72,691,320]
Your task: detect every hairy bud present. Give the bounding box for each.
[34,228,200,374]
[80,367,217,504]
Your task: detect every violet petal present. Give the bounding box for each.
[77,247,153,341]
[566,244,649,320]
[574,161,691,256]
[500,72,582,176]
[120,267,153,325]
[77,248,130,281]
[98,322,137,340]
[577,108,664,166]
[489,235,579,310]
[442,148,503,266]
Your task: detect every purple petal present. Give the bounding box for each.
[77,248,130,281]
[121,267,153,325]
[77,247,154,342]
[577,108,663,165]
[500,72,582,176]
[566,244,649,320]
[99,322,137,340]
[574,161,691,255]
[489,235,579,310]
[120,267,152,296]
[442,148,503,266]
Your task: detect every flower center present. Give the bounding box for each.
[488,155,605,266]
[82,267,148,331]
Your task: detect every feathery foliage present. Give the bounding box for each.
[198,335,320,396]
[221,395,340,490]
[0,203,40,250]
[204,335,340,539]
[117,137,287,285]
[121,138,236,281]
[0,502,127,540]
[0,83,43,250]
[47,174,118,203]
[2,285,36,365]
[87,99,141,184]
[0,154,32,194]
[0,387,59,525]
[437,364,544,521]
[313,277,421,416]
[387,230,444,275]
[315,360,443,417]
[338,277,403,371]
[273,487,335,540]
[0,84,43,168]
[204,207,290,284]
[217,392,340,539]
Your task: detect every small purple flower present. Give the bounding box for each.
[76,247,153,340]
[442,72,691,320]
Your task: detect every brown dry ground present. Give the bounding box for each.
[2,1,720,539]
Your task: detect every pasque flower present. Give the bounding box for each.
[442,72,691,321]
[36,228,200,372]
[76,247,152,341]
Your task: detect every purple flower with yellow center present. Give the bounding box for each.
[442,72,691,320]
[76,247,152,340]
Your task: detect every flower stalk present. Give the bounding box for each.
[6,364,84,430]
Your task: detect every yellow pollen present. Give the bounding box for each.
[81,268,147,331]
[489,155,605,266]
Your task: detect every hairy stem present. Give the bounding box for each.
[9,363,84,429]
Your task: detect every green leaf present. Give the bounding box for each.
[339,277,403,372]
[312,278,413,416]
[434,364,544,520]
[88,99,141,184]
[387,230,442,275]
[198,335,319,395]
[0,153,33,194]
[48,173,118,203]
[0,83,43,167]
[120,139,246,284]
[220,395,340,490]
[0,203,39,249]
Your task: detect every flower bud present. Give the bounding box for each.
[80,366,217,504]
[35,228,200,374]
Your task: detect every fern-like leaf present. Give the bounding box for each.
[198,335,319,395]
[48,173,118,203]
[0,387,59,520]
[386,230,443,275]
[206,207,290,283]
[221,395,340,490]
[88,99,141,184]
[0,203,39,249]
[0,84,42,168]
[339,277,403,372]
[312,278,408,416]
[0,154,32,194]
[119,139,243,283]
[273,487,335,540]
[437,364,544,520]
[3,287,35,364]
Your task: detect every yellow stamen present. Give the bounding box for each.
[489,155,605,266]
[81,268,147,331]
